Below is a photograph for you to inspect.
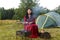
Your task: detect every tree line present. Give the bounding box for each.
[0,0,60,20]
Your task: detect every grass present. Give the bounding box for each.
[0,20,60,40]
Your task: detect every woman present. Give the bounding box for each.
[24,8,38,38]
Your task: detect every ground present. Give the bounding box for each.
[0,20,60,40]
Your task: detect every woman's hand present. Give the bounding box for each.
[29,22,33,24]
[25,22,28,24]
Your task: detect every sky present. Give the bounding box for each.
[0,0,60,10]
[0,0,20,9]
[40,0,60,10]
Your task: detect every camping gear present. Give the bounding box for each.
[36,12,60,29]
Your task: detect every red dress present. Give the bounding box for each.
[24,15,38,38]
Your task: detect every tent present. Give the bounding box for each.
[36,12,60,29]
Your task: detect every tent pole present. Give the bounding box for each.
[41,15,49,29]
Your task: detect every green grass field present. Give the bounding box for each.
[0,20,60,40]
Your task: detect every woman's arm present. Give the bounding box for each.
[31,15,36,24]
[24,16,27,22]
[24,16,28,24]
[29,18,35,24]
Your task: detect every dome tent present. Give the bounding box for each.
[36,12,60,29]
[46,12,60,27]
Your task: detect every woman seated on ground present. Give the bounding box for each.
[24,8,38,38]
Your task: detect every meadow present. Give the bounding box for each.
[0,20,60,40]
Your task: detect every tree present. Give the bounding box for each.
[0,8,15,20]
[0,8,5,20]
[54,5,60,14]
[6,9,15,19]
[13,0,39,20]
[0,12,1,20]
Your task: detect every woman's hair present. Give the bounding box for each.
[25,8,33,19]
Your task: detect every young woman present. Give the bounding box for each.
[24,8,38,38]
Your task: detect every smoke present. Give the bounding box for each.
[32,5,48,18]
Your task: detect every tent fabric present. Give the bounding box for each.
[36,12,60,28]
[45,12,60,27]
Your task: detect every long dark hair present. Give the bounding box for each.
[25,8,33,19]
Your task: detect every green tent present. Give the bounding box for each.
[36,12,60,29]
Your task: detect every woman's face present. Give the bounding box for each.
[27,9,32,15]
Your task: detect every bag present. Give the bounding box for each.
[16,30,31,37]
[39,32,51,39]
